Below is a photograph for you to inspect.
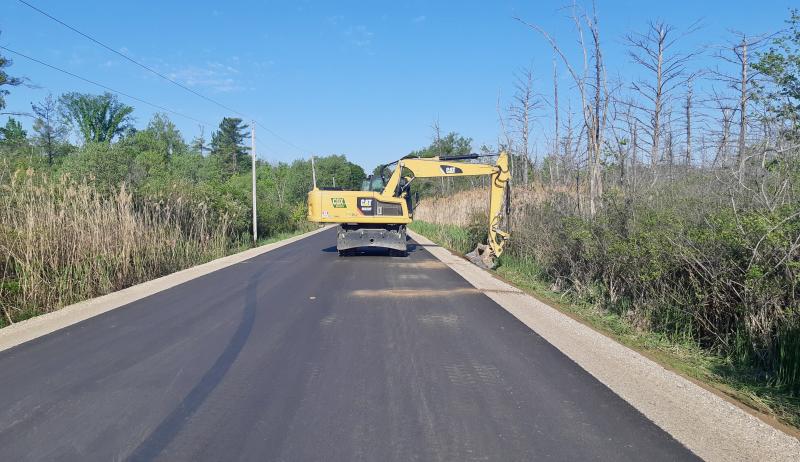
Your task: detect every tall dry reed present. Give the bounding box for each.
[0,169,232,325]
[413,185,570,226]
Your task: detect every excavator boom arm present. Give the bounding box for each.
[382,153,510,257]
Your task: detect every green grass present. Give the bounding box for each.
[257,227,313,246]
[231,223,318,253]
[412,220,800,432]
[409,221,476,255]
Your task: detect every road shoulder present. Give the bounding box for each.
[408,229,800,462]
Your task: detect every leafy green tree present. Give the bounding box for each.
[210,117,250,175]
[0,117,38,169]
[0,117,26,143]
[408,132,473,158]
[126,113,187,162]
[146,113,186,161]
[31,94,70,165]
[60,92,134,143]
[61,142,136,193]
[0,41,23,113]
[284,155,366,201]
[402,132,474,196]
[753,9,800,133]
[315,155,366,189]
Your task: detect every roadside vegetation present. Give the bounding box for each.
[409,7,800,429]
[0,81,363,327]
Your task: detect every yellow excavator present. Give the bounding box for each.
[307,152,510,267]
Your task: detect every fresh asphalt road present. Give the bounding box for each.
[0,228,697,461]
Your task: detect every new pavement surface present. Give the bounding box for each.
[0,228,698,461]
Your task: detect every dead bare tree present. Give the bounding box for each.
[608,100,630,186]
[631,116,638,191]
[563,100,576,188]
[709,33,769,175]
[625,21,700,172]
[684,80,693,166]
[508,64,540,185]
[553,58,561,185]
[431,119,448,194]
[515,1,610,216]
[664,110,675,167]
[497,90,515,180]
[708,88,735,167]
[737,37,749,173]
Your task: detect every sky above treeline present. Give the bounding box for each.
[2,0,796,170]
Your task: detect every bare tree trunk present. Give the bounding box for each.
[715,107,732,167]
[738,37,748,174]
[510,65,537,186]
[631,120,638,192]
[711,33,767,172]
[432,119,446,194]
[685,83,692,166]
[553,58,560,185]
[516,3,611,217]
[626,21,699,175]
[589,9,605,217]
[565,105,574,188]
[666,125,674,170]
[653,31,664,167]
[700,133,707,167]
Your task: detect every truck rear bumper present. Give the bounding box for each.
[337,225,407,252]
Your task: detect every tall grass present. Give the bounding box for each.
[0,169,234,326]
[413,186,570,227]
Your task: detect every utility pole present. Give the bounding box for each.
[251,122,257,244]
[311,155,318,188]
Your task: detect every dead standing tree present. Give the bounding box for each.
[710,32,769,176]
[516,2,610,217]
[684,79,694,166]
[552,58,561,185]
[508,64,541,185]
[625,21,700,179]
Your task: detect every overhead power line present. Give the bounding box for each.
[0,45,212,127]
[18,0,314,157]
[17,0,243,117]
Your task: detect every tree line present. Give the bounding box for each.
[0,88,366,238]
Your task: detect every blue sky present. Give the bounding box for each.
[1,0,795,170]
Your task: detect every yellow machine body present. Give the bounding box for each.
[308,152,510,258]
[307,190,412,225]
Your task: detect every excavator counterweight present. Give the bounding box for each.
[308,152,510,265]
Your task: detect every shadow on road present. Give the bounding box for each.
[320,245,418,256]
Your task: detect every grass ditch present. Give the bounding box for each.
[409,220,800,433]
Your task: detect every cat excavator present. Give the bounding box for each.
[307,152,510,267]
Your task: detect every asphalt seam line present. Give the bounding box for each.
[407,229,800,462]
[0,225,335,353]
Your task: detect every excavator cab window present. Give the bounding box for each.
[361,175,385,192]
